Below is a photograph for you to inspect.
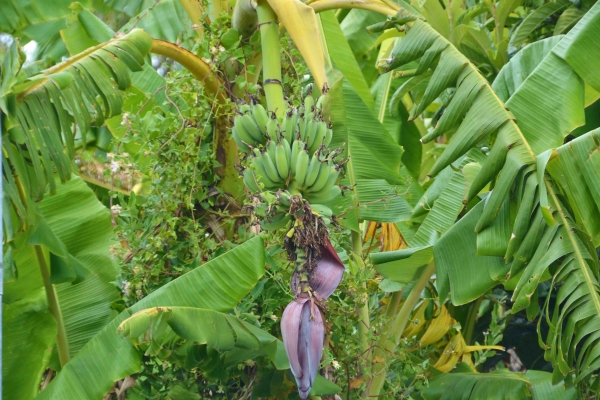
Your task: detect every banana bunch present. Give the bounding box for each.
[239,88,344,230]
[281,108,332,155]
[231,103,271,152]
[243,136,342,205]
[232,89,333,155]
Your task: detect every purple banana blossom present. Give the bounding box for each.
[281,298,324,399]
[284,238,344,398]
[291,239,345,299]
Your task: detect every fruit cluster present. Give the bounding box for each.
[233,90,345,230]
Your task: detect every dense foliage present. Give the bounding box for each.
[2,0,600,399]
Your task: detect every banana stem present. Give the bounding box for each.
[34,245,70,366]
[256,0,286,119]
[309,0,398,16]
[463,296,483,345]
[352,230,371,381]
[368,262,435,397]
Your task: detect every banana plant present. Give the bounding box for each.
[365,1,600,396]
[4,0,600,398]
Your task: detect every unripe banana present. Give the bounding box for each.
[232,126,251,153]
[315,94,326,112]
[266,140,277,158]
[260,191,276,204]
[239,104,251,114]
[281,138,292,165]
[306,120,322,153]
[308,122,327,154]
[234,115,258,145]
[310,204,333,218]
[262,151,282,184]
[324,127,333,147]
[298,115,308,142]
[243,168,260,192]
[305,185,341,204]
[308,165,338,194]
[304,93,315,114]
[282,111,295,143]
[275,142,289,180]
[266,117,279,141]
[251,154,279,189]
[290,110,299,140]
[252,103,269,131]
[304,154,321,188]
[261,213,292,231]
[306,163,328,193]
[241,113,264,143]
[290,139,303,175]
[254,203,268,217]
[294,150,310,187]
[278,190,291,207]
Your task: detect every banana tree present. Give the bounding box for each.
[4,0,600,398]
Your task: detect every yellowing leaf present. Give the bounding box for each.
[419,305,453,346]
[402,300,428,338]
[266,0,328,91]
[350,377,366,389]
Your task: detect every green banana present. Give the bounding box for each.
[243,168,260,192]
[261,213,292,231]
[266,140,277,157]
[278,191,291,207]
[298,115,308,142]
[239,104,251,114]
[305,185,341,204]
[303,154,321,188]
[260,191,277,204]
[305,119,319,151]
[310,204,333,218]
[304,93,315,114]
[294,150,310,187]
[290,139,303,175]
[315,94,326,112]
[234,115,256,146]
[241,113,264,143]
[324,127,333,147]
[275,142,289,180]
[254,203,268,217]
[261,151,282,184]
[252,103,269,131]
[232,126,251,153]
[290,110,299,140]
[282,110,295,143]
[306,120,327,154]
[281,138,292,165]
[252,156,278,189]
[308,165,338,193]
[308,121,327,154]
[306,163,328,193]
[266,117,279,141]
[232,120,258,147]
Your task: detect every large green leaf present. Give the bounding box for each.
[2,28,153,232]
[37,236,265,400]
[509,0,570,48]
[434,201,507,304]
[421,367,576,400]
[118,306,341,396]
[3,176,118,399]
[326,79,411,226]
[421,369,532,399]
[383,5,600,385]
[2,292,56,400]
[320,10,374,108]
[38,177,119,355]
